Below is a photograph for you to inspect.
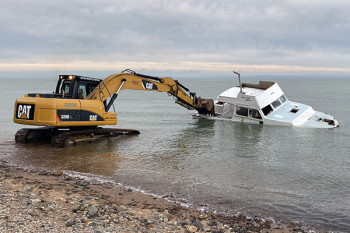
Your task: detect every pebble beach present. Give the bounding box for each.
[0,159,317,233]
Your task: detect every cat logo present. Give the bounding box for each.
[16,104,35,120]
[146,83,153,89]
[142,80,158,90]
[89,115,97,121]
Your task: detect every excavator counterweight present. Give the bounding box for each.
[13,70,213,147]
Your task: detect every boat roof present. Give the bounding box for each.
[217,81,284,108]
[218,86,264,99]
[218,81,276,99]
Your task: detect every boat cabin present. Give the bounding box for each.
[214,81,289,122]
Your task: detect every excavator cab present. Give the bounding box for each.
[55,75,102,99]
[23,75,102,100]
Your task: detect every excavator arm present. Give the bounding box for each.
[87,69,214,114]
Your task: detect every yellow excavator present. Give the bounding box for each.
[14,69,214,147]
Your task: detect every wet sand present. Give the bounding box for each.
[0,159,315,232]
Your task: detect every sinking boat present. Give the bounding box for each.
[193,71,339,128]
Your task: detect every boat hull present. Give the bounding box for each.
[193,110,339,128]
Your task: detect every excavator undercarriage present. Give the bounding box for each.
[15,127,140,148]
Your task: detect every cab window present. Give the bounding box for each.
[249,109,262,119]
[237,106,262,119]
[86,83,99,96]
[262,104,273,116]
[78,83,87,99]
[236,106,248,117]
[61,81,71,94]
[78,82,99,99]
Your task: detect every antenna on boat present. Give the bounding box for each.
[233,70,243,93]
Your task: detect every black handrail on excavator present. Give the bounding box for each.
[122,69,163,82]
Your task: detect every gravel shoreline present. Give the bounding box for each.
[0,159,316,232]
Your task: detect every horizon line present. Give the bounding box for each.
[1,61,350,75]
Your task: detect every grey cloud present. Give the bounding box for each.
[1,0,350,69]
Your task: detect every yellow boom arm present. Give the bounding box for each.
[87,69,212,113]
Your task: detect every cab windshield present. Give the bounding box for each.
[60,81,71,95]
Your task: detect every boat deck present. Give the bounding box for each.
[265,101,312,123]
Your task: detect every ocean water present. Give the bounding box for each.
[1,77,349,231]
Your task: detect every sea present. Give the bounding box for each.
[1,76,349,232]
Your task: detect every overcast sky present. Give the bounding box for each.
[1,0,350,77]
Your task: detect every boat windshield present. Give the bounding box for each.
[271,99,282,109]
[279,95,287,103]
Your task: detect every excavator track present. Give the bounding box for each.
[15,127,57,143]
[51,128,140,148]
[16,127,140,148]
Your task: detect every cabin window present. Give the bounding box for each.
[86,82,99,96]
[271,99,282,109]
[249,109,262,119]
[61,81,71,94]
[236,106,248,117]
[279,95,287,103]
[262,105,273,116]
[78,83,87,99]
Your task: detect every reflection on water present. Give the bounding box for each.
[8,138,137,176]
[169,119,215,156]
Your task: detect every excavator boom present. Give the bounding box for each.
[87,69,210,113]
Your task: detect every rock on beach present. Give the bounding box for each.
[52,170,63,176]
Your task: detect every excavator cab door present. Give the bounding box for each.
[55,75,78,98]
[60,81,73,97]
[76,79,107,123]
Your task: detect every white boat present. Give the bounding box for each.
[193,71,339,128]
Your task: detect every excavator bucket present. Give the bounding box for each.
[196,98,215,115]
